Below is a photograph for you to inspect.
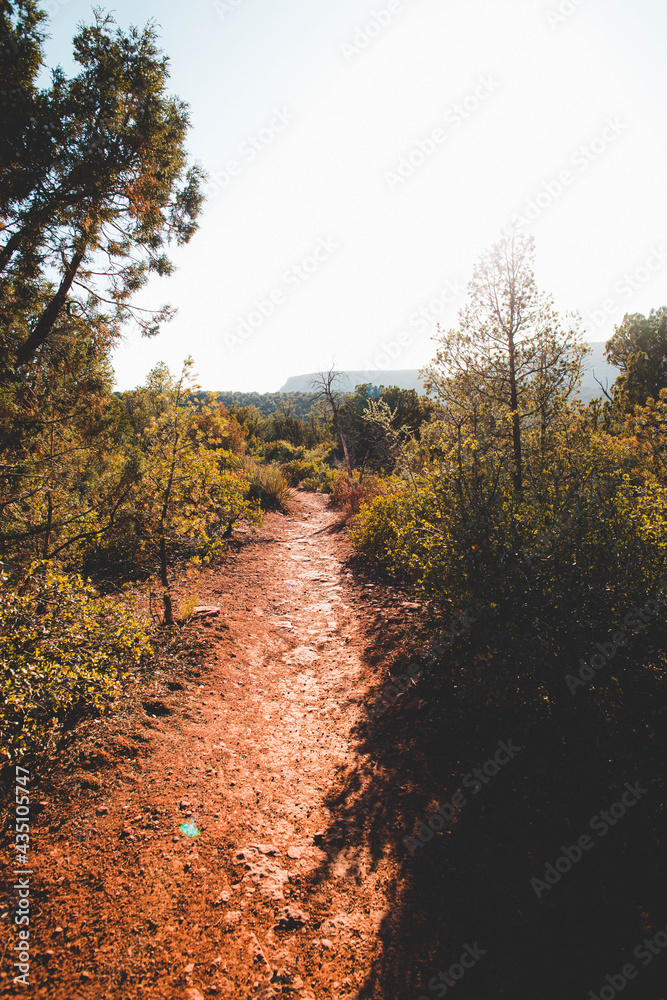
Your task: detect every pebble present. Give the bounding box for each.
[253,843,278,855]
[277,905,309,928]
[248,932,271,969]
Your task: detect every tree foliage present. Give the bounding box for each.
[423,232,588,494]
[0,7,256,764]
[127,361,261,624]
[606,307,667,410]
[0,5,203,379]
[350,235,667,718]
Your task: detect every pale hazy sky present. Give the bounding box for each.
[42,0,667,392]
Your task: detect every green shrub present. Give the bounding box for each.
[244,460,293,512]
[350,435,667,713]
[0,564,154,761]
[302,469,339,493]
[349,477,437,581]
[281,459,316,486]
[262,440,302,462]
[281,458,338,489]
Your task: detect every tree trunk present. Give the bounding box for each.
[158,523,174,626]
[507,333,523,496]
[42,492,53,559]
[156,372,186,627]
[15,248,86,369]
[333,406,352,480]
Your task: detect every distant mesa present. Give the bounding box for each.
[278,344,619,400]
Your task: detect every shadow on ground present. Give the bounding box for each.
[305,573,667,1000]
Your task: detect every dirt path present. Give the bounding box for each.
[2,493,416,999]
[6,486,667,1000]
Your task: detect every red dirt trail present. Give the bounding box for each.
[1,493,421,999]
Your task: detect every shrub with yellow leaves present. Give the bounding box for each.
[0,563,153,761]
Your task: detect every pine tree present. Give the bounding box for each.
[0,8,204,377]
[422,232,588,495]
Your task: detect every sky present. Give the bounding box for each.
[41,0,667,392]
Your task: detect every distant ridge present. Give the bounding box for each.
[278,343,620,401]
[580,341,619,402]
[279,370,425,393]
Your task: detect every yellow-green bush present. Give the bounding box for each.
[262,440,301,462]
[302,468,339,493]
[281,458,338,491]
[243,459,293,512]
[350,426,667,670]
[0,565,154,760]
[350,475,461,592]
[281,459,319,486]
